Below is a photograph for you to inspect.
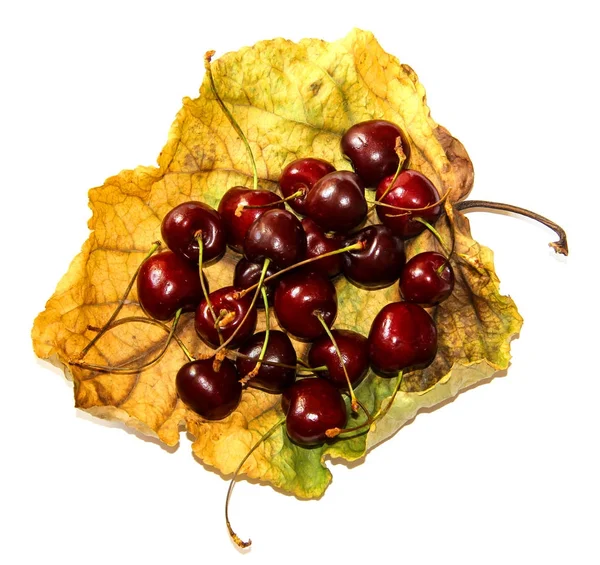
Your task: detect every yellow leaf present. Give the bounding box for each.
[32,29,521,498]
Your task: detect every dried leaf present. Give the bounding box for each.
[32,29,522,498]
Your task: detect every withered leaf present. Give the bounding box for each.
[32,29,522,498]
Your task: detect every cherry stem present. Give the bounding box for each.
[237,241,365,298]
[213,259,270,357]
[243,189,304,209]
[455,199,569,256]
[227,349,326,372]
[326,372,403,438]
[86,316,195,362]
[226,417,286,549]
[315,313,358,413]
[205,51,258,191]
[75,241,162,360]
[72,309,184,378]
[240,286,271,385]
[372,138,406,206]
[413,217,452,256]
[196,232,223,345]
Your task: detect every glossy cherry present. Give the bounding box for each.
[161,201,226,264]
[304,171,367,234]
[308,330,369,390]
[281,378,347,446]
[195,285,257,349]
[176,357,241,420]
[400,252,455,306]
[233,258,279,308]
[218,187,284,253]
[243,208,306,269]
[301,218,343,278]
[274,270,337,341]
[236,330,297,393]
[341,119,411,188]
[368,302,437,376]
[137,250,207,321]
[375,169,442,239]
[342,225,406,289]
[279,157,335,215]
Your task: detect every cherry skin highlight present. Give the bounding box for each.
[308,329,369,390]
[375,169,442,239]
[218,187,284,253]
[176,357,241,420]
[279,157,335,216]
[304,171,367,234]
[341,119,411,188]
[368,302,437,376]
[342,225,406,289]
[137,250,207,321]
[161,201,226,264]
[400,251,455,306]
[236,330,297,393]
[282,378,347,446]
[243,208,306,269]
[195,285,257,349]
[274,271,337,341]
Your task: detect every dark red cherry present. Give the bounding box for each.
[236,330,297,393]
[400,252,455,306]
[217,187,284,253]
[274,271,337,341]
[375,170,442,239]
[282,378,347,446]
[279,157,335,215]
[308,330,369,390]
[137,250,207,321]
[176,357,241,420]
[161,201,226,264]
[342,225,406,289]
[304,171,367,234]
[368,302,437,376]
[233,257,279,308]
[243,208,306,269]
[301,218,343,278]
[341,120,411,188]
[195,285,257,349]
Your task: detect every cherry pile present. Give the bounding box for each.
[130,115,451,445]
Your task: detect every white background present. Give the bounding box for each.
[1,1,598,563]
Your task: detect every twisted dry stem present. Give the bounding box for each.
[455,199,569,256]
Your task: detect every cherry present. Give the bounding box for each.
[301,218,343,278]
[161,201,226,264]
[279,157,335,215]
[218,187,284,253]
[341,119,411,188]
[368,302,437,376]
[304,171,367,234]
[281,378,347,446]
[236,330,297,393]
[233,257,279,308]
[243,208,306,269]
[375,169,442,239]
[342,225,406,289]
[400,251,455,306]
[195,285,257,349]
[308,329,369,390]
[137,249,207,321]
[176,357,241,420]
[274,271,337,341]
